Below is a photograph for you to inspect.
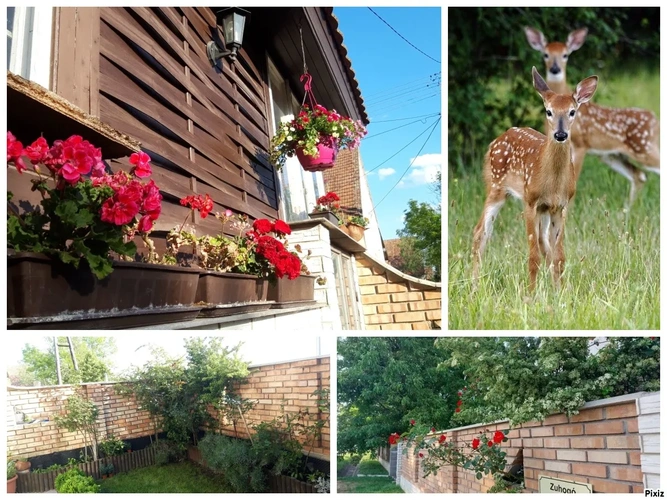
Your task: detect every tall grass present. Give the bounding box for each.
[448,67,660,330]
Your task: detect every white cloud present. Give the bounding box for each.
[378,167,396,180]
[402,153,442,187]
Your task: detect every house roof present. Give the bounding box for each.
[383,238,402,259]
[323,8,369,125]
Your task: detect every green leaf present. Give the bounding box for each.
[476,472,482,480]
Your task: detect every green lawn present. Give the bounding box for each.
[338,476,404,493]
[357,456,389,475]
[449,68,660,330]
[99,462,232,493]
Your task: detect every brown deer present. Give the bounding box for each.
[525,27,660,204]
[472,67,598,290]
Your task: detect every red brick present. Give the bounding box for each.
[524,479,538,491]
[544,461,571,473]
[534,449,556,460]
[555,473,591,484]
[544,414,568,425]
[523,438,544,447]
[629,451,641,466]
[569,436,605,449]
[585,420,624,435]
[544,437,570,448]
[569,408,603,422]
[588,450,628,464]
[524,458,544,470]
[606,402,638,419]
[589,478,631,493]
[573,462,607,478]
[520,429,531,438]
[556,449,587,461]
[530,426,554,437]
[554,424,583,436]
[606,435,640,449]
[627,419,639,433]
[521,420,542,428]
[609,467,643,482]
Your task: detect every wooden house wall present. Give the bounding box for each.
[97,7,279,234]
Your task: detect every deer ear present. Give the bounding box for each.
[525,26,547,51]
[532,67,550,96]
[574,75,598,104]
[566,28,588,52]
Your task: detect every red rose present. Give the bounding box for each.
[438,435,446,444]
[418,452,424,458]
[410,419,415,426]
[455,408,461,413]
[493,430,505,444]
[456,400,463,407]
[273,219,291,236]
[430,427,436,433]
[487,441,493,447]
[471,438,480,450]
[457,391,462,396]
[388,433,400,445]
[253,219,273,235]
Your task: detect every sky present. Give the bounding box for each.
[333,7,442,239]
[7,335,334,379]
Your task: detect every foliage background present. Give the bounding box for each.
[337,337,660,455]
[448,7,659,171]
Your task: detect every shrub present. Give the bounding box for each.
[7,461,16,479]
[252,422,303,478]
[54,468,100,493]
[99,434,126,457]
[152,440,185,466]
[198,433,266,493]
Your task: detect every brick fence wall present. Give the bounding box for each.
[394,392,658,494]
[356,253,441,330]
[6,355,330,462]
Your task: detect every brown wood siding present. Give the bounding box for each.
[98,7,278,232]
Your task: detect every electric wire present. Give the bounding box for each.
[364,115,439,140]
[363,72,440,100]
[365,119,438,174]
[369,116,442,213]
[370,112,441,123]
[367,7,440,64]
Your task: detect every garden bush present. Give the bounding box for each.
[99,434,126,457]
[152,440,185,466]
[54,468,101,493]
[198,433,266,493]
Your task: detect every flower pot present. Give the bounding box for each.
[195,271,269,304]
[267,275,316,303]
[295,142,338,172]
[14,461,30,473]
[7,475,17,494]
[346,223,366,242]
[7,251,201,319]
[309,211,340,225]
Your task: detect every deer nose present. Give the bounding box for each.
[549,63,560,75]
[554,131,568,142]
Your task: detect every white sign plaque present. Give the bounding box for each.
[538,475,593,494]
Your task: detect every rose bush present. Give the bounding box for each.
[7,132,162,279]
[164,194,307,281]
[269,104,367,170]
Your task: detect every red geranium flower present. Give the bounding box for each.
[24,137,50,163]
[129,150,152,178]
[101,196,138,226]
[273,219,291,236]
[199,194,214,218]
[471,438,480,450]
[253,218,273,235]
[137,215,154,232]
[7,131,27,173]
[493,430,505,444]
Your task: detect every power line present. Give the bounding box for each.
[368,7,440,64]
[371,112,441,123]
[366,119,438,173]
[364,72,441,100]
[371,116,441,212]
[366,80,441,106]
[377,93,441,114]
[364,115,439,140]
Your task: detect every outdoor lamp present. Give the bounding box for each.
[206,7,251,66]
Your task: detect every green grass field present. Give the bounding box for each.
[338,476,405,493]
[448,68,660,330]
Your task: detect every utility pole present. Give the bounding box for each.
[54,336,62,385]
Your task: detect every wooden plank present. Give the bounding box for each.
[100,10,270,159]
[100,97,276,221]
[53,8,77,104]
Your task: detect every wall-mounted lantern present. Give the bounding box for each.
[206,7,251,67]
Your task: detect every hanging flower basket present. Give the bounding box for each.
[295,142,338,172]
[346,223,366,242]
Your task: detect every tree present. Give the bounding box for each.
[337,337,464,455]
[117,337,250,450]
[396,172,441,280]
[436,337,660,426]
[54,389,100,462]
[20,337,117,386]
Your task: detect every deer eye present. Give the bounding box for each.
[569,110,576,117]
[563,54,568,59]
[543,53,549,59]
[546,110,553,117]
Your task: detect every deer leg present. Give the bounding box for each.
[472,191,505,281]
[549,207,567,287]
[640,147,660,176]
[524,204,540,291]
[538,212,552,268]
[600,154,646,206]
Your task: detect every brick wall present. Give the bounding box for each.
[323,148,361,215]
[356,253,441,330]
[395,392,657,494]
[6,356,330,461]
